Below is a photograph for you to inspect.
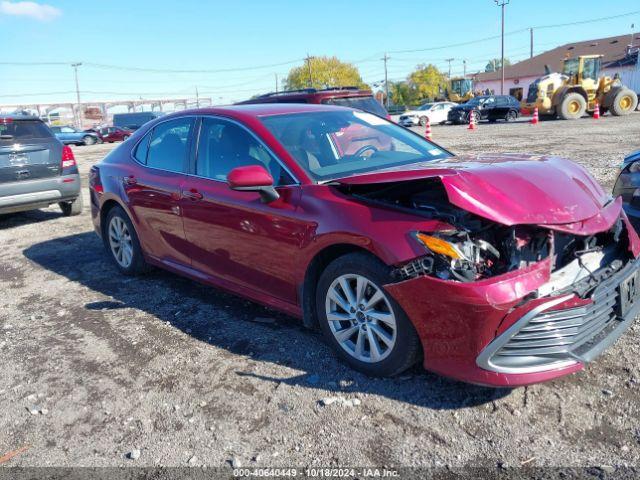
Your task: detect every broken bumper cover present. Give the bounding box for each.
[477,258,640,377]
[385,256,640,387]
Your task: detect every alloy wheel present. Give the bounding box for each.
[325,274,397,363]
[108,216,133,268]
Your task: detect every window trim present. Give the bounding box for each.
[130,115,197,173]
[187,114,300,187]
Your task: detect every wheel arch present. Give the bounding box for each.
[552,86,588,106]
[300,243,387,330]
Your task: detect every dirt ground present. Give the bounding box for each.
[1,113,640,472]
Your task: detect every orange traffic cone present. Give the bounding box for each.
[593,102,600,120]
[467,111,476,130]
[424,117,432,141]
[530,107,539,125]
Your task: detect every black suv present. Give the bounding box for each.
[447,95,521,124]
[0,115,82,216]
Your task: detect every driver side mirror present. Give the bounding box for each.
[227,165,280,203]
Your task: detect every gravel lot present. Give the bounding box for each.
[1,113,640,471]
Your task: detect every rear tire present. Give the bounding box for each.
[315,252,421,377]
[504,110,517,122]
[104,206,149,275]
[59,194,83,217]
[559,93,586,120]
[418,116,428,126]
[610,89,638,116]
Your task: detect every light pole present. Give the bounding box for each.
[382,53,390,108]
[71,62,82,128]
[495,0,509,95]
[445,58,454,79]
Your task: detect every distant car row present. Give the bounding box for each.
[399,95,522,127]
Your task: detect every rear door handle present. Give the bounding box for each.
[183,188,203,201]
[123,175,137,186]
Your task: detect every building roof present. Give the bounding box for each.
[473,33,640,82]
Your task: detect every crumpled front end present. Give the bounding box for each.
[383,205,640,386]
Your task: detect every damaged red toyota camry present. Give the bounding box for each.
[89,104,640,387]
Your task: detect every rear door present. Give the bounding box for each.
[0,119,62,186]
[124,116,194,267]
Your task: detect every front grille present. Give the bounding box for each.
[477,260,639,374]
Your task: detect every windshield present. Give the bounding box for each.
[418,103,434,111]
[322,96,388,118]
[464,97,488,106]
[0,119,53,145]
[260,110,451,182]
[563,58,579,77]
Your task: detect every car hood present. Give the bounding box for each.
[450,105,474,111]
[332,153,615,228]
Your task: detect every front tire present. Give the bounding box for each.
[316,253,421,377]
[104,206,149,275]
[559,93,586,120]
[59,194,83,216]
[83,135,96,146]
[418,116,428,126]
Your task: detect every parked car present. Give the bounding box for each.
[50,126,101,146]
[0,115,82,216]
[613,149,640,231]
[399,102,457,127]
[112,112,165,131]
[98,126,132,143]
[447,95,521,124]
[89,104,640,387]
[237,87,390,119]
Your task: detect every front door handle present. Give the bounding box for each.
[183,188,203,201]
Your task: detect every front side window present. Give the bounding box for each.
[260,110,451,182]
[196,117,293,185]
[61,127,76,133]
[145,117,193,172]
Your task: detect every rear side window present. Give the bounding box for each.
[0,120,53,145]
[322,96,388,117]
[145,118,194,172]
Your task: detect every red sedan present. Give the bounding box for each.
[98,126,132,143]
[89,104,640,386]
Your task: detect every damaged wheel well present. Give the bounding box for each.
[300,244,385,330]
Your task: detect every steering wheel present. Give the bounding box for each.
[354,145,379,158]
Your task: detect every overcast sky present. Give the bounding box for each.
[1,0,639,106]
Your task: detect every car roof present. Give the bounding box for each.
[0,114,42,121]
[236,87,373,104]
[164,103,352,121]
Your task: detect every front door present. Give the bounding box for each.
[124,117,195,267]
[180,116,305,304]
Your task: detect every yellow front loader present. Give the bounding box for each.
[522,55,638,119]
[444,78,474,103]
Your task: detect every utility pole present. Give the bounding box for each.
[463,59,467,77]
[275,73,279,93]
[195,86,200,108]
[71,62,82,128]
[530,28,534,58]
[382,53,390,108]
[445,58,454,79]
[495,0,509,95]
[305,54,314,88]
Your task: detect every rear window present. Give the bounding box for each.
[0,120,53,145]
[322,96,389,118]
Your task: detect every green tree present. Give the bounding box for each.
[284,56,368,90]
[407,64,447,102]
[485,58,512,72]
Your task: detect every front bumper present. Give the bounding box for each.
[0,174,81,214]
[447,111,468,123]
[385,251,639,387]
[399,117,418,126]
